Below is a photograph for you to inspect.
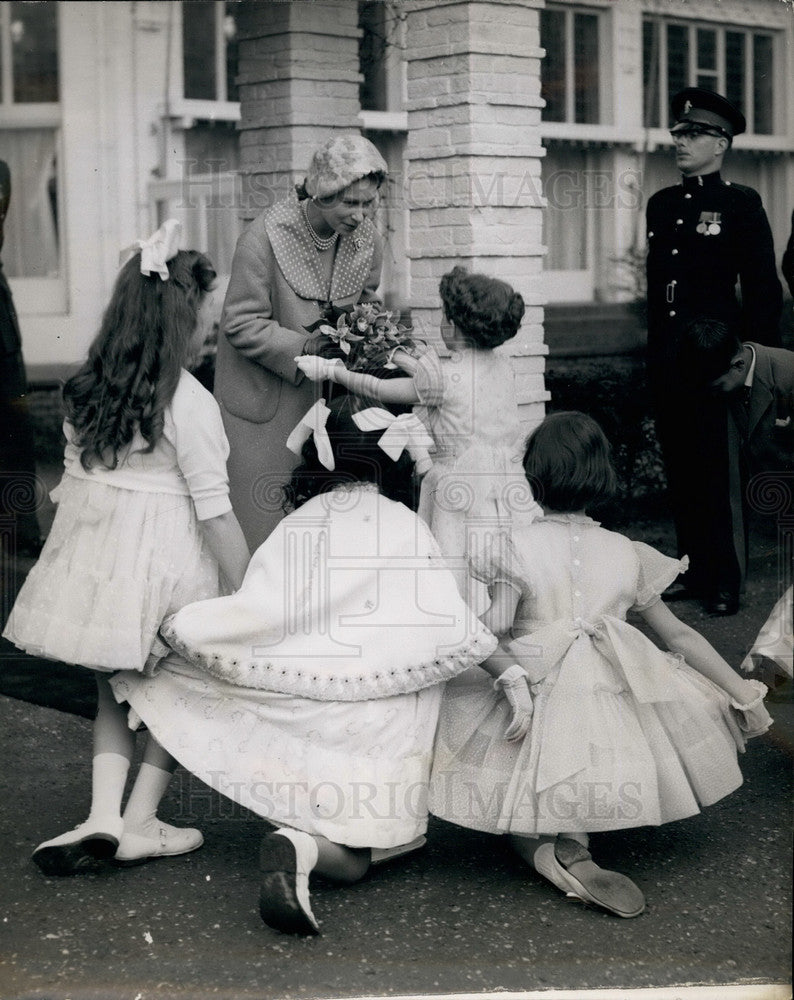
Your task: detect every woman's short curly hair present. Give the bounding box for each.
[523,411,617,512]
[439,266,525,349]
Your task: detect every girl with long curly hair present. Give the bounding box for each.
[3,221,249,876]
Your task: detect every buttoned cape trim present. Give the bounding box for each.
[264,197,377,302]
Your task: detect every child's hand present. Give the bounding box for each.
[729,678,773,739]
[295,356,343,382]
[494,664,533,741]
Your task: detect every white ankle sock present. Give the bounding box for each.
[87,752,130,823]
[122,762,173,833]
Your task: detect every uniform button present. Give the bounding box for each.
[648,231,654,238]
[676,219,683,225]
[684,193,692,199]
[672,249,679,255]
[669,310,676,317]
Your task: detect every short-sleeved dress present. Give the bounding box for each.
[111,486,497,849]
[429,513,755,837]
[3,370,230,674]
[412,345,541,605]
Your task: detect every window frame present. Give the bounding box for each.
[642,16,780,137]
[167,1,240,126]
[540,3,605,127]
[0,0,66,313]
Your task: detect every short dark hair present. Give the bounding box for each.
[439,266,525,349]
[523,411,617,512]
[282,395,417,512]
[680,317,742,385]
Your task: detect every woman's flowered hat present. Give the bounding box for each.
[304,134,388,201]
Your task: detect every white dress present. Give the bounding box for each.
[412,346,541,605]
[429,514,761,837]
[3,370,230,673]
[111,486,497,848]
[741,586,793,676]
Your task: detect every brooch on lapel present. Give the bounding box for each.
[696,211,722,236]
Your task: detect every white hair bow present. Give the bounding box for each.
[286,399,334,470]
[119,218,182,281]
[352,408,434,474]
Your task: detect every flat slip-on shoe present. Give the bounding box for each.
[533,839,645,918]
[259,832,319,936]
[32,816,124,876]
[113,823,204,867]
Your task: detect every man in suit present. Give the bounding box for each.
[680,318,793,616]
[782,209,794,299]
[0,159,41,557]
[645,88,782,615]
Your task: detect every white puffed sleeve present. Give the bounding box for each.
[170,372,233,521]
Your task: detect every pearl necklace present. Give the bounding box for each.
[302,200,338,252]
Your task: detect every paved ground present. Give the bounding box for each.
[0,475,791,1000]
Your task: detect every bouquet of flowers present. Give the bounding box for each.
[311,302,418,374]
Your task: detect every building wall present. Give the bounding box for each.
[540,0,794,355]
[4,1,241,381]
[235,0,550,428]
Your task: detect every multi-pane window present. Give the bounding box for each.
[0,1,61,284]
[182,0,239,103]
[643,19,776,135]
[541,5,600,124]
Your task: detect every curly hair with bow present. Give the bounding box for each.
[63,249,216,471]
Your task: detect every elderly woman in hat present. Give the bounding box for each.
[216,134,388,548]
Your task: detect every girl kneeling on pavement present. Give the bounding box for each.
[111,394,510,935]
[428,411,772,918]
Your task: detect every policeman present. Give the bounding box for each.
[645,88,782,615]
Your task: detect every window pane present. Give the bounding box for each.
[359,0,389,111]
[11,1,59,102]
[183,1,217,101]
[540,8,566,122]
[666,24,689,120]
[696,28,716,71]
[574,13,599,124]
[696,73,718,90]
[543,146,589,270]
[224,3,239,102]
[725,32,745,114]
[753,34,774,134]
[0,128,60,278]
[642,20,661,128]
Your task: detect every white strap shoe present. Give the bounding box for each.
[259,829,320,936]
[114,822,204,866]
[32,815,125,876]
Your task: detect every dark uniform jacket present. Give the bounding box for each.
[646,170,782,387]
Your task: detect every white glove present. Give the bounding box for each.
[494,664,533,742]
[295,355,343,382]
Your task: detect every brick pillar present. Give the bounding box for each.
[236,1,363,223]
[404,0,548,427]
